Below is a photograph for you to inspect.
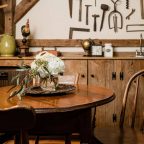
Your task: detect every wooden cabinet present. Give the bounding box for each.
[88,59,144,127]
[0,57,144,128]
[63,60,87,85]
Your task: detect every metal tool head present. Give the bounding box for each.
[92,14,100,18]
[101,4,109,11]
[85,4,92,7]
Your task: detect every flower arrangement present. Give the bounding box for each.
[9,51,65,99]
[31,51,65,79]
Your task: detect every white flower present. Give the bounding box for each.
[30,51,65,78]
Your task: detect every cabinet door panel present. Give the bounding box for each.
[63,60,87,84]
[88,60,115,127]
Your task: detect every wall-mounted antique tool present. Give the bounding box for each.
[95,0,96,7]
[92,14,100,31]
[85,5,92,25]
[126,9,136,20]
[113,14,118,32]
[140,0,144,19]
[126,24,144,32]
[79,0,82,21]
[126,0,129,9]
[100,4,109,31]
[69,0,73,18]
[108,0,123,31]
[69,27,90,39]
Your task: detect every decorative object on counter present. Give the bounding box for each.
[85,5,92,25]
[81,39,94,56]
[126,9,135,20]
[8,51,65,100]
[20,19,30,56]
[108,0,123,32]
[78,0,82,21]
[91,45,103,56]
[92,14,100,31]
[140,0,144,19]
[0,34,16,57]
[136,33,144,57]
[69,27,90,39]
[100,4,109,31]
[104,43,113,57]
[69,0,73,18]
[126,24,144,32]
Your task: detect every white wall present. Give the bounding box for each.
[16,0,144,52]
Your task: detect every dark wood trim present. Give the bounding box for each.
[16,39,140,47]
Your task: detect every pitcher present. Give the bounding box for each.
[0,34,16,56]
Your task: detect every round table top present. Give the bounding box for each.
[0,85,115,113]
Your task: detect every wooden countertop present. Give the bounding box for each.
[0,56,144,60]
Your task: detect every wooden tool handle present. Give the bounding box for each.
[0,4,8,9]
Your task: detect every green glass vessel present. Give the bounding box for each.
[0,34,16,56]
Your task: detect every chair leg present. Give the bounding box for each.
[15,130,29,144]
[65,134,71,144]
[35,136,39,144]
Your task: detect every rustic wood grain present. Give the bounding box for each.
[14,0,39,23]
[0,7,4,34]
[0,85,115,112]
[3,0,15,35]
[16,39,141,47]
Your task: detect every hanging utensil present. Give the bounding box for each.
[108,0,123,31]
[69,0,73,18]
[140,0,144,19]
[85,5,92,25]
[79,0,82,21]
[113,14,118,33]
[100,4,109,31]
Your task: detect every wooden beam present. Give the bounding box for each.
[14,0,39,23]
[16,39,141,47]
[3,0,15,35]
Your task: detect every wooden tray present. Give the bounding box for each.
[25,84,76,96]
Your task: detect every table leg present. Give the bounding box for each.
[79,108,103,144]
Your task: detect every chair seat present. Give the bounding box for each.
[95,127,144,144]
[0,133,14,143]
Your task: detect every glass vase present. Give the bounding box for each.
[40,75,58,91]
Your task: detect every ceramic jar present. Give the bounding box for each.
[104,43,113,57]
[0,34,16,56]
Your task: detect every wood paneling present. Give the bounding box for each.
[3,0,15,35]
[16,39,141,47]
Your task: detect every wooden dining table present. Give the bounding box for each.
[0,84,115,144]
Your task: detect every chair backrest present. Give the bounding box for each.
[120,69,144,130]
[0,105,36,132]
[58,73,79,85]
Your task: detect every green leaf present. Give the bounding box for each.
[8,85,24,99]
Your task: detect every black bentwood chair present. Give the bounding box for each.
[0,105,36,144]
